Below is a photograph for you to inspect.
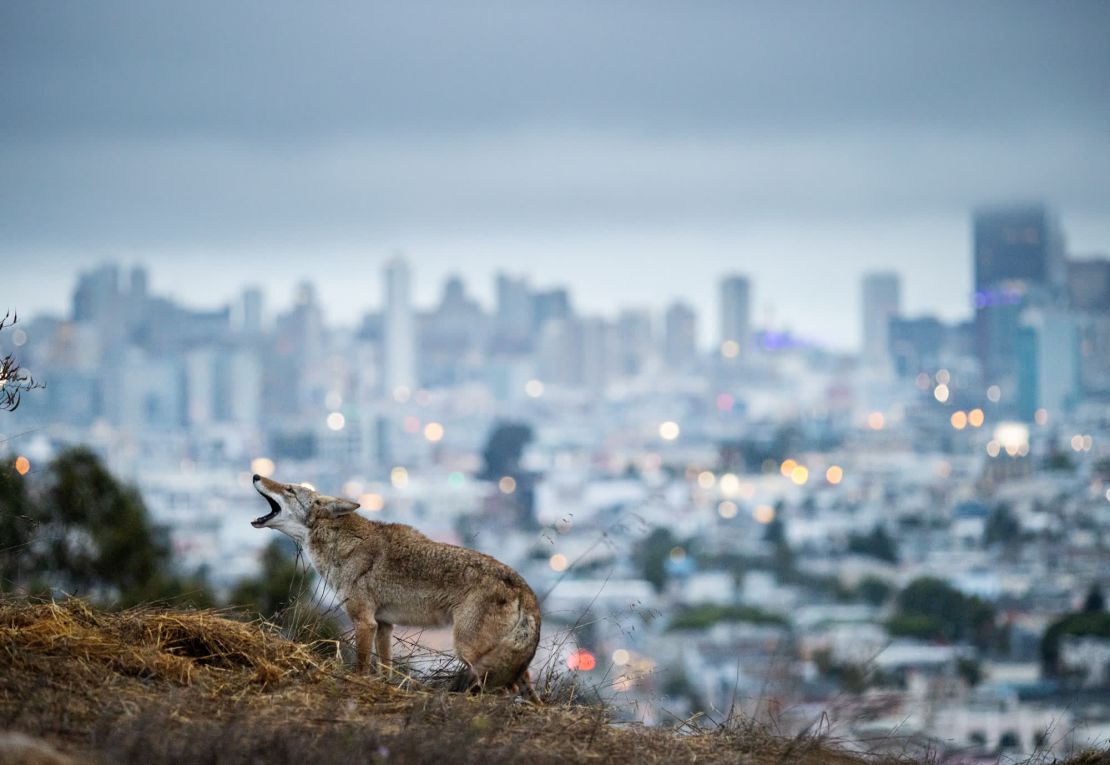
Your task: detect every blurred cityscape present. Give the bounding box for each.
[3,201,1110,760]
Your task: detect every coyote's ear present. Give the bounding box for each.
[319,497,360,518]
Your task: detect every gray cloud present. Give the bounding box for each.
[2,0,1109,346]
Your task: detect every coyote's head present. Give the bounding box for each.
[251,475,360,541]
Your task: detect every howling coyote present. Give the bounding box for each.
[250,475,540,692]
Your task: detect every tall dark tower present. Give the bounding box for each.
[973,204,1065,386]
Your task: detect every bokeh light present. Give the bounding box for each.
[986,385,1002,403]
[718,501,738,519]
[524,379,544,398]
[659,421,680,440]
[390,466,409,488]
[825,465,843,485]
[360,493,385,512]
[719,473,740,497]
[720,340,740,359]
[14,456,30,476]
[498,476,517,493]
[968,408,985,428]
[326,411,346,431]
[696,470,715,489]
[950,411,968,430]
[934,384,950,403]
[549,553,568,572]
[867,411,885,430]
[250,457,275,477]
[790,465,809,485]
[753,505,775,524]
[423,422,444,442]
[566,649,596,671]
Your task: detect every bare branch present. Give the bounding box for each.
[1,309,45,412]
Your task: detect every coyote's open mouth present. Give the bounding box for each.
[252,484,281,527]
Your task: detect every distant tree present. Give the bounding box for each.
[0,461,37,587]
[229,538,314,618]
[847,525,899,563]
[1084,584,1105,613]
[479,421,533,480]
[763,508,786,546]
[0,311,44,412]
[1044,450,1075,472]
[855,575,894,606]
[957,656,983,686]
[633,527,677,593]
[667,603,786,631]
[25,447,210,606]
[228,538,340,646]
[1041,610,1110,676]
[983,503,1021,547]
[889,577,998,651]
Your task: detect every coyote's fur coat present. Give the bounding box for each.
[251,475,540,691]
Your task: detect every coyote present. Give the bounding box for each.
[250,474,541,692]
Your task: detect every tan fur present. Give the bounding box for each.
[251,475,541,691]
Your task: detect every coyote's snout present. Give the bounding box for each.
[250,475,541,692]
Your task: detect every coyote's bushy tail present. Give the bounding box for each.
[469,590,541,691]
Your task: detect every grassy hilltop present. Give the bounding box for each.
[1,598,1107,765]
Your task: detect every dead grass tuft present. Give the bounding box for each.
[0,596,1105,765]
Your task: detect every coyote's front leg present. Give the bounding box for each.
[375,622,394,675]
[349,601,378,673]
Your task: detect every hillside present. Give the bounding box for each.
[0,598,1105,765]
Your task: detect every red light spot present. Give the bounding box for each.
[566,649,596,672]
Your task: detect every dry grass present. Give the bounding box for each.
[0,597,1104,765]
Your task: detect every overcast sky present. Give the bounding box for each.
[2,1,1109,349]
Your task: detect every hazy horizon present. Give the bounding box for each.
[4,1,1109,349]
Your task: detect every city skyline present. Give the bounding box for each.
[9,216,1105,354]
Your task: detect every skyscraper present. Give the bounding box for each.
[1015,307,1078,420]
[383,256,416,397]
[493,272,533,351]
[861,272,901,369]
[719,275,751,355]
[532,288,571,335]
[616,309,653,377]
[973,204,1066,384]
[1068,257,1110,396]
[664,301,698,369]
[236,286,265,336]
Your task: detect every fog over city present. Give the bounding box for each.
[3,1,1110,346]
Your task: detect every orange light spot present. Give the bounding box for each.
[567,649,596,671]
[14,456,30,476]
